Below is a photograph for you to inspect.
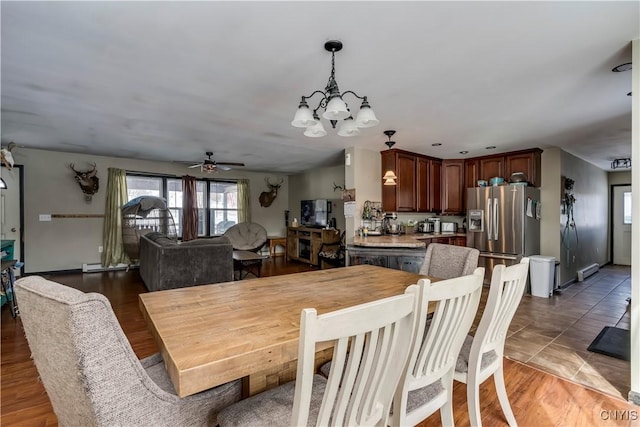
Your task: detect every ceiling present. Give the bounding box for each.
[1,1,637,174]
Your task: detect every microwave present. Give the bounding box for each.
[441,222,457,233]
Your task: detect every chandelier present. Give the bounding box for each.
[611,158,631,169]
[291,40,379,137]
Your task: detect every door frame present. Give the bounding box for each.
[610,183,632,264]
[1,164,24,276]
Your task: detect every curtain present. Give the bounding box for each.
[102,168,130,266]
[238,179,251,223]
[182,175,198,241]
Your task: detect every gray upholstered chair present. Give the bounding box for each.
[14,276,242,427]
[419,243,480,279]
[223,222,267,252]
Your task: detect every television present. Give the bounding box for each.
[301,199,329,227]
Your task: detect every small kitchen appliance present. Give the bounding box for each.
[441,222,457,233]
[427,217,441,233]
[383,212,399,234]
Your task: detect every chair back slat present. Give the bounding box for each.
[391,268,484,426]
[292,284,424,427]
[476,259,530,356]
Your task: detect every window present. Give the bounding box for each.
[126,174,238,237]
[210,181,238,235]
[623,191,632,224]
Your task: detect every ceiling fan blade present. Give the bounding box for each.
[216,162,245,167]
[216,165,232,171]
[187,164,202,168]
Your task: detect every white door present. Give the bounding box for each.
[1,165,22,276]
[612,185,632,266]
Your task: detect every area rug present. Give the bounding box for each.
[587,326,630,361]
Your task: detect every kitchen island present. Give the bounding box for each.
[348,232,468,273]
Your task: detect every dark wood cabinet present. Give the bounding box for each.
[464,159,479,189]
[397,153,417,211]
[505,149,542,187]
[416,157,429,212]
[441,160,464,215]
[479,156,505,181]
[429,160,442,213]
[381,149,441,213]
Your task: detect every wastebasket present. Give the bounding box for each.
[529,255,556,298]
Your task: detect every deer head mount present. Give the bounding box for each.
[70,162,99,202]
[259,177,284,207]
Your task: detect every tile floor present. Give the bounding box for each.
[500,264,631,399]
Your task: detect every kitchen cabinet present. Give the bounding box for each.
[472,149,542,187]
[347,246,425,273]
[505,149,542,187]
[464,159,479,189]
[479,156,505,182]
[429,159,442,213]
[381,149,441,213]
[441,160,464,215]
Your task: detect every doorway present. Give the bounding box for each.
[1,165,24,276]
[612,184,632,266]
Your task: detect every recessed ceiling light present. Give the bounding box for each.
[432,143,442,147]
[612,62,632,72]
[459,151,469,155]
[486,146,496,150]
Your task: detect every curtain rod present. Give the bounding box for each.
[125,170,237,183]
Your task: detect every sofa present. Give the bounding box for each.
[139,232,234,292]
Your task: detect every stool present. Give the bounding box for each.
[233,250,268,280]
[268,237,287,260]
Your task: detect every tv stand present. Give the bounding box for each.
[287,226,340,266]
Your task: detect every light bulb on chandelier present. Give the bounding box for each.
[291,40,379,137]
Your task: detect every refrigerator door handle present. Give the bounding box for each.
[479,252,519,261]
[486,197,492,238]
[493,197,499,241]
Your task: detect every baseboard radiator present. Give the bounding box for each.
[577,263,599,282]
[82,263,133,273]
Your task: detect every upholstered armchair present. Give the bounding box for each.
[15,276,242,427]
[419,243,480,279]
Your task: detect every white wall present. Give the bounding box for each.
[288,164,345,231]
[13,148,288,273]
[345,146,381,243]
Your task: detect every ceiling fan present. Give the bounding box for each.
[186,152,245,173]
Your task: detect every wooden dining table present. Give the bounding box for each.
[139,264,434,398]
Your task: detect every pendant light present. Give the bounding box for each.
[382,130,397,186]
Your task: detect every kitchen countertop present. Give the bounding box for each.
[351,232,467,248]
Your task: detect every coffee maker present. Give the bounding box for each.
[383,212,399,234]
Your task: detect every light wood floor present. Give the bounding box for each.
[1,258,637,426]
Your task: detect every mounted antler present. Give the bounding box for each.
[333,182,346,192]
[259,177,284,207]
[70,162,99,201]
[1,142,17,169]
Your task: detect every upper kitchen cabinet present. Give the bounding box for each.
[505,149,542,187]
[381,149,440,213]
[441,159,464,215]
[429,159,442,213]
[479,155,505,182]
[464,159,479,189]
[473,149,542,187]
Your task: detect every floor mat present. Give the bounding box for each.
[587,326,630,361]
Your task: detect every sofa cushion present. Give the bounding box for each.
[181,236,230,246]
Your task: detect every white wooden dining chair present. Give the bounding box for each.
[217,283,426,427]
[453,258,530,427]
[390,267,484,427]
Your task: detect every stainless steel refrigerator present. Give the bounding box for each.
[466,186,540,283]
